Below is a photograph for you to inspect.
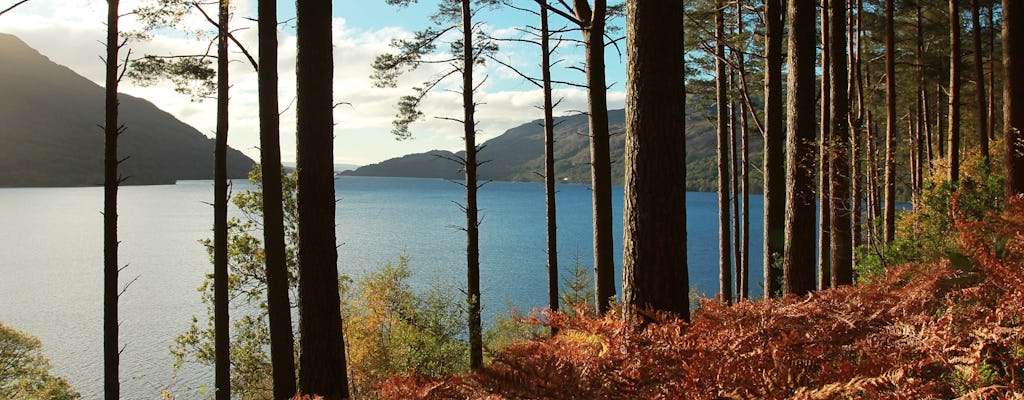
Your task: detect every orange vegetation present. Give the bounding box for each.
[375,196,1024,399]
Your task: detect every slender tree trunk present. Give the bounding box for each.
[1006,0,1024,195]
[737,0,750,301]
[295,0,349,396]
[867,110,879,246]
[916,1,927,190]
[762,0,785,299]
[784,0,818,296]
[461,0,484,370]
[938,82,947,157]
[829,0,852,287]
[851,0,863,251]
[919,2,934,172]
[258,0,297,396]
[571,0,615,314]
[972,0,989,167]
[988,4,997,141]
[715,1,732,304]
[884,0,897,244]
[103,0,120,398]
[819,0,832,291]
[539,0,559,335]
[621,0,688,319]
[213,2,230,399]
[731,85,741,300]
[950,0,962,183]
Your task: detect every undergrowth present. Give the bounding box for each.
[368,195,1024,399]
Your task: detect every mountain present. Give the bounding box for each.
[343,105,764,192]
[0,33,254,187]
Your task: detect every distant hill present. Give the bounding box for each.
[344,106,764,192]
[0,33,254,187]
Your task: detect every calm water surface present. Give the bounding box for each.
[0,176,765,398]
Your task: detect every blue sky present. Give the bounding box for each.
[0,0,627,165]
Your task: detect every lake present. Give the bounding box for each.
[0,176,765,398]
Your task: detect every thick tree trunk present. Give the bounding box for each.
[571,0,615,314]
[829,0,852,287]
[461,0,484,371]
[884,0,897,244]
[762,0,785,298]
[1006,0,1024,194]
[539,0,559,334]
[295,0,349,396]
[989,4,997,141]
[103,1,120,398]
[731,91,741,300]
[819,0,832,291]
[784,0,818,296]
[715,1,732,304]
[972,0,989,167]
[950,0,962,183]
[621,0,688,318]
[213,2,230,399]
[258,0,297,397]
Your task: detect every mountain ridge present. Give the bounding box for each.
[0,33,255,187]
[343,106,765,192]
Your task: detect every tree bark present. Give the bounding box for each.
[295,0,349,396]
[784,0,818,296]
[884,0,897,244]
[213,2,230,399]
[949,0,962,183]
[829,0,852,287]
[571,0,615,314]
[972,0,989,166]
[258,0,297,396]
[461,0,484,371]
[1005,0,1024,195]
[988,3,997,141]
[103,0,120,398]
[819,0,832,291]
[762,0,785,299]
[621,0,688,319]
[715,1,732,304]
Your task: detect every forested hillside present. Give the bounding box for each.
[0,34,253,186]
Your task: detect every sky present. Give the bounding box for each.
[0,0,627,166]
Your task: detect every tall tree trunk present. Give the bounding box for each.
[572,0,615,314]
[883,0,897,244]
[762,0,785,299]
[258,0,297,397]
[715,1,732,304]
[829,0,852,287]
[295,0,349,396]
[866,110,879,246]
[213,2,230,399]
[737,0,750,301]
[851,0,863,251]
[819,0,832,291]
[539,0,559,334]
[621,0,688,319]
[938,82,947,157]
[972,0,989,167]
[103,0,120,398]
[949,0,962,183]
[919,2,934,172]
[916,1,926,190]
[461,0,484,371]
[988,4,997,141]
[731,85,741,300]
[784,0,818,296]
[1006,0,1024,195]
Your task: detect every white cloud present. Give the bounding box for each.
[1,0,624,166]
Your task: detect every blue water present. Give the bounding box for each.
[0,176,765,398]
